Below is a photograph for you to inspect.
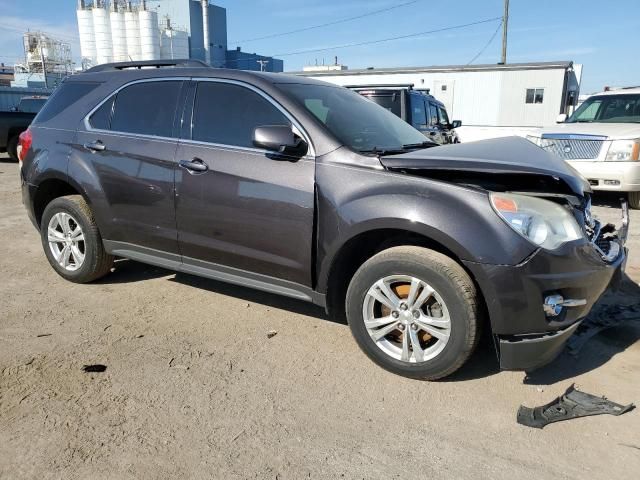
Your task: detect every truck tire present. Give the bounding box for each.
[629,192,640,210]
[6,135,19,161]
[40,195,114,283]
[345,246,480,380]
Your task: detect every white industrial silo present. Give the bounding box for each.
[110,4,127,62]
[76,1,96,64]
[124,3,141,61]
[138,7,160,61]
[160,29,190,59]
[92,2,113,64]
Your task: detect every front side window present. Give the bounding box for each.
[526,88,544,104]
[192,82,290,148]
[277,83,432,153]
[110,81,182,137]
[568,94,640,123]
[437,106,450,126]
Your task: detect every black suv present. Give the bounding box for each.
[20,60,628,380]
[348,84,461,144]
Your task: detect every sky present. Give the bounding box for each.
[0,0,638,93]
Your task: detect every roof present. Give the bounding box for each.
[72,64,329,87]
[595,87,640,96]
[290,61,574,77]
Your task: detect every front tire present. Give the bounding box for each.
[40,195,114,283]
[628,192,640,210]
[346,246,480,380]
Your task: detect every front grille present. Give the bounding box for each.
[540,137,604,160]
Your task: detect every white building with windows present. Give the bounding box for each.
[295,61,582,142]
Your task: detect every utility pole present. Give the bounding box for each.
[40,41,48,89]
[501,0,509,64]
[257,59,269,72]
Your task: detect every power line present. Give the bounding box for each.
[230,0,421,44]
[272,16,503,58]
[466,19,503,65]
[218,16,502,67]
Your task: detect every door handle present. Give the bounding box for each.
[83,140,106,152]
[179,158,208,173]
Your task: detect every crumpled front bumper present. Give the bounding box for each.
[464,202,629,371]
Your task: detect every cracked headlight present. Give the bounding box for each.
[605,139,640,162]
[490,193,584,250]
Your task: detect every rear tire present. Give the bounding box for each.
[40,195,114,283]
[6,135,19,162]
[628,192,640,210]
[346,246,480,380]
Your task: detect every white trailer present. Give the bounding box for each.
[295,61,582,142]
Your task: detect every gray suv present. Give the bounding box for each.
[19,60,628,380]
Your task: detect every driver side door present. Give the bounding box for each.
[174,80,316,287]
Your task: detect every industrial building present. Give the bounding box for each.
[297,61,582,140]
[76,0,283,72]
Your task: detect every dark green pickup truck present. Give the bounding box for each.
[1,96,47,160]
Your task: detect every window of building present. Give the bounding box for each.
[192,82,290,148]
[526,88,544,104]
[110,81,182,137]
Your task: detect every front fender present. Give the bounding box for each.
[315,160,535,292]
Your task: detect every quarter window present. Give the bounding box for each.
[89,95,115,130]
[110,81,182,137]
[526,88,544,104]
[192,82,290,148]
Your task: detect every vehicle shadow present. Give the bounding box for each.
[591,191,628,209]
[523,275,640,386]
[169,272,335,324]
[0,156,17,164]
[95,258,172,284]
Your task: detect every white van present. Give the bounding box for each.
[527,87,640,209]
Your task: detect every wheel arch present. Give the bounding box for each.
[320,225,488,324]
[32,177,92,229]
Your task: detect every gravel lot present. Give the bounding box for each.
[1,154,639,479]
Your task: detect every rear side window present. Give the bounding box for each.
[89,95,115,130]
[33,82,99,124]
[192,82,290,148]
[427,102,438,126]
[110,81,182,137]
[410,97,427,129]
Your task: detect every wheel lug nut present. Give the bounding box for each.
[392,311,399,319]
[411,323,418,330]
[400,303,408,311]
[413,310,420,319]
[398,324,405,331]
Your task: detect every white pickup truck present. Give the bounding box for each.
[527,87,640,209]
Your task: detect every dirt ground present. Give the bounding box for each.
[1,154,639,480]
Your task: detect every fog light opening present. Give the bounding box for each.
[544,294,564,317]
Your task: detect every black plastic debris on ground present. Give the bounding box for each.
[517,384,634,429]
[82,364,107,373]
[567,303,640,356]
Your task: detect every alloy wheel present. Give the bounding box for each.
[47,212,86,272]
[362,275,451,363]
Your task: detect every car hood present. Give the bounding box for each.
[536,122,640,140]
[380,136,591,197]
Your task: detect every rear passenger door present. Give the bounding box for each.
[174,79,316,287]
[74,79,185,255]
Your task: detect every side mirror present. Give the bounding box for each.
[556,114,567,123]
[450,120,462,129]
[253,125,306,155]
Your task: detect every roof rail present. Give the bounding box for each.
[346,83,415,90]
[84,59,210,73]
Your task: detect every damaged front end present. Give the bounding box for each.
[379,137,630,371]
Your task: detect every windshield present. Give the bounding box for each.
[277,83,433,153]
[567,94,640,123]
